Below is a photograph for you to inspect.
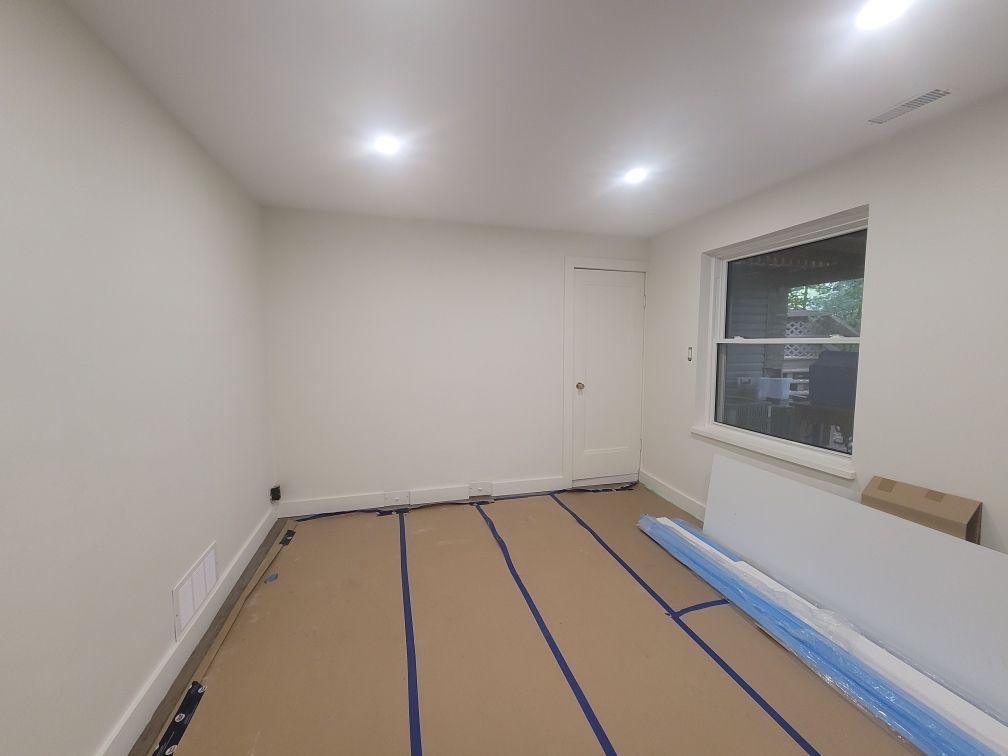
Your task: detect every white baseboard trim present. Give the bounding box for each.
[98,506,277,756]
[277,491,385,519]
[279,476,570,517]
[410,484,470,506]
[639,468,706,522]
[492,476,567,497]
[573,473,639,487]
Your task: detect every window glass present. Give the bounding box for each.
[715,229,865,455]
[725,230,866,339]
[716,343,859,454]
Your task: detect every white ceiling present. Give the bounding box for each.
[68,0,1008,237]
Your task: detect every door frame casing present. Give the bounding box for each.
[563,256,649,488]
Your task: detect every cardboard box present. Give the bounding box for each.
[861,476,982,543]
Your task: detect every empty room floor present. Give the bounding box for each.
[168,488,911,755]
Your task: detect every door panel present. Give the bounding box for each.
[572,269,645,481]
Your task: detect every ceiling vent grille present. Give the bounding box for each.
[868,89,950,124]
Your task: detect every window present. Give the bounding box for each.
[712,228,865,456]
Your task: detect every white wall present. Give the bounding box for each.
[643,87,1008,552]
[264,209,646,507]
[0,3,273,754]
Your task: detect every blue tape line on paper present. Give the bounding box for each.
[296,508,375,522]
[398,511,423,756]
[550,494,817,756]
[153,680,205,756]
[675,598,730,617]
[639,515,994,756]
[475,503,616,755]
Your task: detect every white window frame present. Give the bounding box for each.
[691,206,869,480]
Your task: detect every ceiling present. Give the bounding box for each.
[67,0,1008,237]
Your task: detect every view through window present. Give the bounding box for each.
[715,229,865,454]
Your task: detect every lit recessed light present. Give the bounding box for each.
[372,134,403,156]
[856,0,914,30]
[623,167,649,184]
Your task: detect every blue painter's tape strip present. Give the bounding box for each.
[550,494,817,756]
[675,598,730,617]
[398,511,423,756]
[153,680,205,756]
[639,515,994,756]
[296,508,375,522]
[475,503,616,755]
[490,490,565,501]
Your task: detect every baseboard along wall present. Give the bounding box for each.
[639,469,706,522]
[98,507,278,756]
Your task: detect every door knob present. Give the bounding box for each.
[576,382,585,390]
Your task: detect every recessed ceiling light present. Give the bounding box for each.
[856,0,914,30]
[372,134,403,156]
[623,167,649,185]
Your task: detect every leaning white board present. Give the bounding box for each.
[703,455,1008,723]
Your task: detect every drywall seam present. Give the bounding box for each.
[639,468,706,521]
[96,506,277,756]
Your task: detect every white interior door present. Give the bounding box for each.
[572,268,645,482]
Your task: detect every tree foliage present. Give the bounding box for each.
[787,278,863,332]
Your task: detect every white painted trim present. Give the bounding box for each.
[563,256,649,487]
[639,468,706,521]
[691,423,857,480]
[693,206,868,475]
[492,476,567,497]
[97,507,277,756]
[715,337,860,345]
[573,473,639,487]
[279,477,569,517]
[410,484,470,506]
[277,491,385,518]
[703,206,870,262]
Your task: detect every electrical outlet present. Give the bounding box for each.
[384,490,411,507]
[468,482,492,498]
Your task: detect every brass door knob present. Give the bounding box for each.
[576,382,585,390]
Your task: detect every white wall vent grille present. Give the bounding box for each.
[172,543,218,639]
[868,89,950,124]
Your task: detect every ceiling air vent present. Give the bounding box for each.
[868,89,950,124]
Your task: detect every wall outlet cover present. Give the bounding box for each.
[468,482,493,498]
[384,490,411,507]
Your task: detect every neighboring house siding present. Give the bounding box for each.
[723,275,774,389]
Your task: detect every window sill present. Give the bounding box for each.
[690,423,857,480]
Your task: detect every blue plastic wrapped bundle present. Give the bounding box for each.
[638,515,995,756]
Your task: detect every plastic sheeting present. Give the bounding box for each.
[639,515,996,756]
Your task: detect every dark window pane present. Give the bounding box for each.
[725,230,866,339]
[715,343,858,454]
